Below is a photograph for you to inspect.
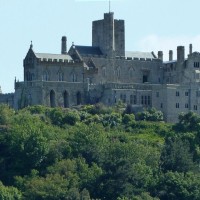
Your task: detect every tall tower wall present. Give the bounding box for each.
[92,12,125,57]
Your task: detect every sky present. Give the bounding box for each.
[1,0,200,93]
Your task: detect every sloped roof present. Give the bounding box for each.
[125,51,156,59]
[73,45,103,56]
[35,53,73,61]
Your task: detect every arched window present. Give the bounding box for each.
[63,91,69,108]
[26,71,34,81]
[115,67,121,80]
[43,71,49,81]
[102,67,106,77]
[58,71,64,81]
[77,91,81,105]
[129,67,134,80]
[50,90,56,107]
[71,73,77,82]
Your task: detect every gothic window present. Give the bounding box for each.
[71,73,77,82]
[77,91,81,105]
[130,95,137,104]
[116,67,121,80]
[50,90,56,107]
[63,91,69,108]
[58,71,64,81]
[43,71,49,81]
[129,68,134,80]
[102,67,106,77]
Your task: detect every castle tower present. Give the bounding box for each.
[61,36,67,54]
[92,12,125,57]
[177,46,185,62]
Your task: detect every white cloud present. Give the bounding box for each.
[137,34,200,61]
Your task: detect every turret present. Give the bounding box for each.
[61,36,67,54]
[169,50,173,61]
[189,44,193,55]
[177,46,185,62]
[158,51,163,61]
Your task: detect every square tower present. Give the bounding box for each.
[92,12,125,57]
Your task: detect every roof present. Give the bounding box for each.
[125,51,156,59]
[164,60,177,64]
[35,53,73,61]
[73,45,103,56]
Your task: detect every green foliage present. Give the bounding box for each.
[160,137,195,173]
[175,111,200,132]
[157,171,200,200]
[136,108,163,122]
[1,105,200,199]
[63,110,80,126]
[122,114,135,125]
[0,104,14,125]
[0,181,22,200]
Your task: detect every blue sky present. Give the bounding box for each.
[1,0,200,93]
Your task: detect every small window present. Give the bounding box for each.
[194,105,198,110]
[148,96,151,105]
[194,62,200,68]
[176,91,180,96]
[185,91,189,96]
[130,95,137,104]
[143,75,148,83]
[185,103,189,108]
[176,103,179,108]
[161,103,163,108]
[156,92,159,98]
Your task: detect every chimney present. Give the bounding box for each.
[177,46,185,62]
[189,44,193,55]
[158,51,163,61]
[61,36,67,54]
[169,50,173,61]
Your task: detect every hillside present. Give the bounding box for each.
[0,103,200,199]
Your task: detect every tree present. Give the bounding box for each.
[160,137,195,173]
[0,181,22,200]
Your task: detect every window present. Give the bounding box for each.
[161,103,163,108]
[143,75,148,83]
[71,73,77,82]
[176,103,179,108]
[185,91,189,96]
[116,68,121,79]
[130,95,137,104]
[58,71,64,81]
[194,105,198,110]
[43,71,49,81]
[156,92,159,97]
[196,91,200,97]
[141,96,144,104]
[176,91,180,96]
[148,96,151,105]
[129,68,134,79]
[120,94,126,103]
[102,67,106,77]
[194,62,200,68]
[185,103,189,108]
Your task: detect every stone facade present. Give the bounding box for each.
[1,12,200,122]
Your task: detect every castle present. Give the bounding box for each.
[1,12,200,122]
